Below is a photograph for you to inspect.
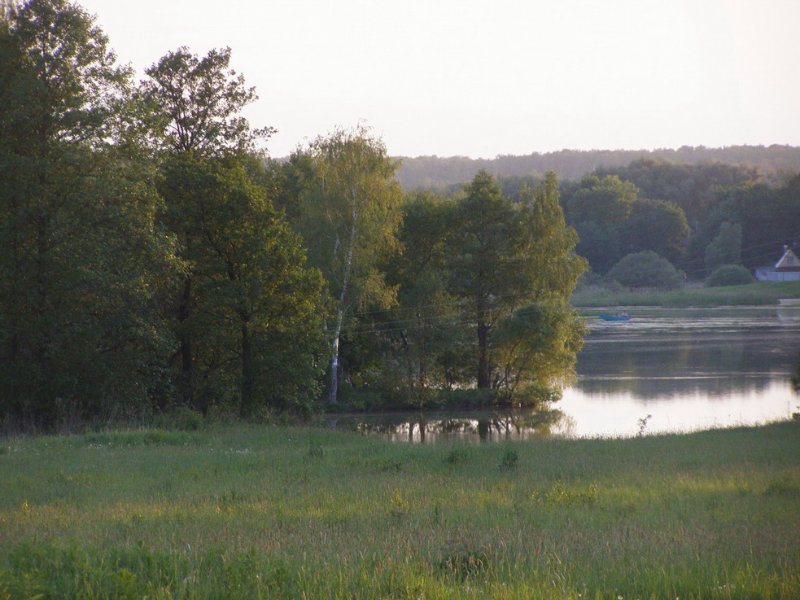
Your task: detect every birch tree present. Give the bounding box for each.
[299,127,403,404]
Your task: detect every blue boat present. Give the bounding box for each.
[598,313,630,322]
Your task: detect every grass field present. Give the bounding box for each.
[572,280,800,308]
[1,422,799,599]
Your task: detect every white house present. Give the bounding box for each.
[755,247,800,282]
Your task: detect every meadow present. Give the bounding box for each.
[571,280,800,308]
[1,422,799,599]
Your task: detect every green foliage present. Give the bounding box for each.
[563,174,690,274]
[297,125,404,403]
[705,264,756,287]
[498,448,519,470]
[596,157,758,230]
[0,0,178,429]
[143,47,325,417]
[140,46,274,156]
[491,302,585,405]
[573,280,800,308]
[608,250,685,289]
[698,178,800,271]
[157,156,325,415]
[625,197,690,263]
[445,171,585,394]
[705,221,743,273]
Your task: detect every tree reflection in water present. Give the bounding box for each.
[328,409,566,443]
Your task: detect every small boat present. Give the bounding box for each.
[598,313,630,322]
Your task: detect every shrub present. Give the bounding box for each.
[608,250,684,289]
[705,264,755,287]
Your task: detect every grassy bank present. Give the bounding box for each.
[1,423,799,599]
[572,280,800,308]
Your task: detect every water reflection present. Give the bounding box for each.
[561,308,799,436]
[336,308,800,441]
[576,309,799,400]
[327,409,565,443]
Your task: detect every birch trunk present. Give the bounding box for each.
[328,205,358,404]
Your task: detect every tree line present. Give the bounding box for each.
[560,160,800,282]
[396,146,800,190]
[0,0,585,431]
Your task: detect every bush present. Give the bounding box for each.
[705,264,756,287]
[607,251,684,289]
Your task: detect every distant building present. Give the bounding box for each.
[755,246,800,282]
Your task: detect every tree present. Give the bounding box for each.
[298,126,404,404]
[564,175,638,273]
[446,171,530,389]
[491,303,584,405]
[0,0,177,428]
[489,173,586,403]
[704,221,742,273]
[377,192,469,405]
[608,251,684,289]
[623,198,690,264]
[141,46,274,157]
[562,174,691,275]
[143,47,323,415]
[158,156,325,415]
[447,171,585,398]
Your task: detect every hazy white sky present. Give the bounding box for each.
[76,0,800,158]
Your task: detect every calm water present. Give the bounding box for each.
[335,306,800,441]
[557,306,800,437]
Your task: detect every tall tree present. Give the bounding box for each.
[143,47,323,415]
[491,173,586,403]
[298,126,403,404]
[623,198,690,264]
[447,171,585,399]
[447,171,531,388]
[0,0,176,428]
[378,192,468,404]
[141,46,274,157]
[158,156,324,415]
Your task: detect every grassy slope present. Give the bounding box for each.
[572,280,800,308]
[1,423,799,599]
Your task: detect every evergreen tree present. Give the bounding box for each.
[447,171,586,399]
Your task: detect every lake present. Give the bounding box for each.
[558,306,800,437]
[334,306,800,441]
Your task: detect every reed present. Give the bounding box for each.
[1,423,799,599]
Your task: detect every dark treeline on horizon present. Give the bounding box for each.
[395,145,800,189]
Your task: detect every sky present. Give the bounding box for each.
[74,0,800,159]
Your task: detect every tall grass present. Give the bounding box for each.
[1,423,799,599]
[572,280,800,307]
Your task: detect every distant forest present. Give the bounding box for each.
[395,145,800,189]
[397,147,800,282]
